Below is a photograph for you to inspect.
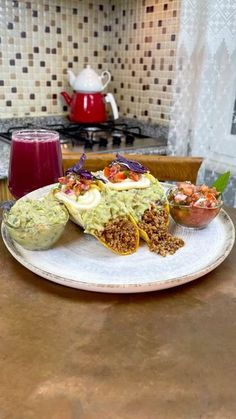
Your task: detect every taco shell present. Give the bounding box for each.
[92,214,140,255]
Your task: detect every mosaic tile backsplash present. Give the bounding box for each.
[0,0,180,124]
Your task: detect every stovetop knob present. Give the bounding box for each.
[112,134,122,146]
[84,142,93,150]
[125,134,135,145]
[99,137,108,147]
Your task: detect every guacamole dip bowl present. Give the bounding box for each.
[3,197,69,250]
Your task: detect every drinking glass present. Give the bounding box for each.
[8,129,63,199]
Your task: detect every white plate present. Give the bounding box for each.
[1,184,235,293]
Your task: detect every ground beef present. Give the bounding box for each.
[138,205,184,256]
[96,217,137,254]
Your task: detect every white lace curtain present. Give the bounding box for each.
[168,0,236,177]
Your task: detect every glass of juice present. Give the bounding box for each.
[8,129,63,199]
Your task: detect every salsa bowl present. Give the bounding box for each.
[167,201,223,229]
[166,182,223,229]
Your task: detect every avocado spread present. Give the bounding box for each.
[4,196,69,250]
[79,177,167,233]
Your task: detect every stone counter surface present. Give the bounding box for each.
[0,115,169,138]
[0,141,10,179]
[0,208,236,418]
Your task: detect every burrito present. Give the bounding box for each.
[53,154,139,255]
[100,154,184,256]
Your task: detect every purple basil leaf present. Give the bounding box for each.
[66,153,86,175]
[65,153,92,179]
[113,153,148,173]
[92,174,107,183]
[65,153,106,182]
[79,170,93,180]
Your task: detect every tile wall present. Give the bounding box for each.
[110,0,180,123]
[0,0,110,118]
[0,0,180,124]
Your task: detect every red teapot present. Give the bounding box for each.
[61,65,119,123]
[61,91,119,123]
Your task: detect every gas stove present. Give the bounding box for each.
[0,121,167,155]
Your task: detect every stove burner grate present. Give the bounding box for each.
[0,121,167,155]
[0,121,142,145]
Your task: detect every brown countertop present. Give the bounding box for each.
[0,208,236,419]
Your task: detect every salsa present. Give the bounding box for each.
[103,163,142,183]
[167,182,221,208]
[58,173,93,198]
[167,182,222,228]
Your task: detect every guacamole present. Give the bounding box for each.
[79,177,167,233]
[4,196,69,250]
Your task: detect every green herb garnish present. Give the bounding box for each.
[211,171,230,193]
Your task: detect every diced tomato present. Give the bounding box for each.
[205,193,218,204]
[129,172,140,181]
[208,187,219,196]
[110,166,119,176]
[104,166,111,178]
[182,185,194,196]
[177,182,192,190]
[66,179,75,188]
[112,172,127,182]
[200,184,208,193]
[104,163,142,183]
[81,179,92,187]
[75,184,82,194]
[191,192,200,202]
[169,181,221,209]
[58,177,67,184]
